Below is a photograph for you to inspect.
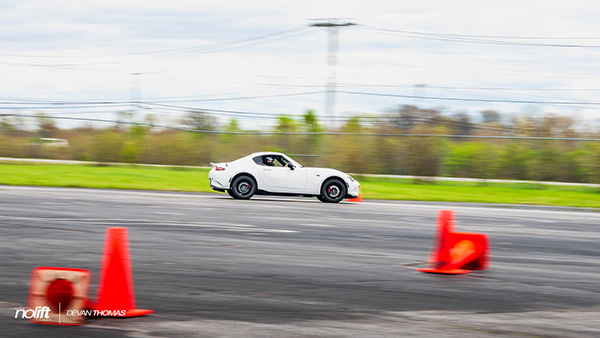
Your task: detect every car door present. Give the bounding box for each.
[257,156,307,192]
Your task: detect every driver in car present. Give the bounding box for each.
[264,156,275,166]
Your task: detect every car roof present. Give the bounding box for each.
[249,151,285,157]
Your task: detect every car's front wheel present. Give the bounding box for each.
[319,179,346,203]
[230,175,257,200]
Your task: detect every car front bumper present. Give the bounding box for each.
[346,180,361,198]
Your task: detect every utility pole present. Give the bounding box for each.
[414,83,426,107]
[311,19,356,129]
[129,72,143,122]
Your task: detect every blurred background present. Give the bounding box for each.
[2,0,600,181]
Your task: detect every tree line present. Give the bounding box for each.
[1,105,600,184]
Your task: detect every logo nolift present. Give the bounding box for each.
[15,306,51,319]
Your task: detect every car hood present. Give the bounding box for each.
[304,167,350,178]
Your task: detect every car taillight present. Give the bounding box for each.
[215,166,226,171]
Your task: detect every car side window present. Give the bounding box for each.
[254,155,289,167]
[254,155,279,167]
[268,156,288,167]
[252,156,263,165]
[274,156,288,167]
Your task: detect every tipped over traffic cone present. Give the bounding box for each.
[93,227,153,317]
[347,192,363,202]
[417,210,490,275]
[26,267,92,325]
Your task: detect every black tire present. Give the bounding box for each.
[316,195,326,202]
[230,175,257,200]
[320,179,347,203]
[226,189,235,198]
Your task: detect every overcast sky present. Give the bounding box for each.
[2,0,600,129]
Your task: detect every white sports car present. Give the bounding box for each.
[209,152,360,203]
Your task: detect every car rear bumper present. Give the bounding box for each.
[208,173,229,191]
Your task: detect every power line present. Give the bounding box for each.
[0,101,585,137]
[161,28,315,58]
[0,90,323,106]
[335,83,600,92]
[351,26,600,49]
[139,91,323,103]
[337,90,600,106]
[3,86,600,112]
[358,25,600,41]
[353,25,600,49]
[0,61,121,68]
[0,103,132,110]
[141,26,311,57]
[0,26,311,59]
[0,100,567,134]
[2,112,597,141]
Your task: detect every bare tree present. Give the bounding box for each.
[183,110,218,131]
[480,110,501,124]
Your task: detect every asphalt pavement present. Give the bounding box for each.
[1,186,599,337]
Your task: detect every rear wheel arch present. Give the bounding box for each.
[230,172,258,188]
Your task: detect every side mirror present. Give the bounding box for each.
[288,163,295,170]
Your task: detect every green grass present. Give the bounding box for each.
[1,163,600,208]
[357,176,600,208]
[0,164,211,192]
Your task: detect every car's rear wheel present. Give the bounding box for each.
[226,189,235,198]
[230,175,257,200]
[320,179,346,203]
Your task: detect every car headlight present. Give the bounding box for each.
[347,176,356,182]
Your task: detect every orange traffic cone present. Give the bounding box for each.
[93,227,153,317]
[417,210,490,275]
